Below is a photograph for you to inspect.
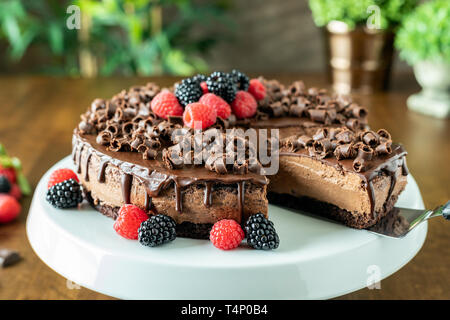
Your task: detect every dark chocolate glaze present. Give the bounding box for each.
[73,132,268,215]
[84,149,92,182]
[204,182,212,207]
[121,173,132,204]
[144,193,152,211]
[98,160,108,183]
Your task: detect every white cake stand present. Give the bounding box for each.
[27,156,427,299]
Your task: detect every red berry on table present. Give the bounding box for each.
[114,204,149,240]
[48,168,79,189]
[210,219,245,250]
[0,165,16,184]
[183,102,217,130]
[200,81,209,94]
[248,79,266,101]
[9,184,21,200]
[151,90,184,119]
[199,93,231,120]
[0,194,21,224]
[231,91,257,119]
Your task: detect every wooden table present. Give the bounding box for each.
[0,74,448,300]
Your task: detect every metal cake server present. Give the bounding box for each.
[367,201,450,239]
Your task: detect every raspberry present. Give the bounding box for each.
[244,213,279,250]
[0,166,16,184]
[199,93,231,120]
[138,214,177,247]
[151,90,184,119]
[114,204,149,240]
[9,184,21,200]
[210,219,245,250]
[231,91,257,119]
[48,168,79,189]
[248,79,266,101]
[183,102,217,130]
[46,179,83,209]
[0,175,11,193]
[0,194,21,224]
[200,81,208,94]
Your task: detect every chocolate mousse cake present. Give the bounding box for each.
[73,73,408,238]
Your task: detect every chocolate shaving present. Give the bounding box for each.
[311,139,334,159]
[334,143,357,160]
[375,141,392,155]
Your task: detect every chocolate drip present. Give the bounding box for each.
[144,192,152,211]
[367,180,376,218]
[121,173,133,204]
[237,181,245,217]
[76,144,84,174]
[174,182,182,213]
[204,182,213,207]
[98,159,108,183]
[84,150,92,181]
[401,157,409,176]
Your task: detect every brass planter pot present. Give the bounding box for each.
[324,22,395,94]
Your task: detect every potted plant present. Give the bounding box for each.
[395,0,450,119]
[308,0,418,94]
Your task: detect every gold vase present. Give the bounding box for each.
[324,21,395,94]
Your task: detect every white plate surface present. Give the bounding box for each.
[27,156,427,299]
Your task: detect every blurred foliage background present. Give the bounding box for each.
[0,0,234,76]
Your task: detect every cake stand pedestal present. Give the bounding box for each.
[27,156,427,299]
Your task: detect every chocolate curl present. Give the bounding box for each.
[96,131,112,145]
[105,123,120,136]
[78,121,95,134]
[288,81,305,96]
[352,158,368,173]
[270,101,284,117]
[130,136,143,149]
[328,127,343,140]
[356,144,374,161]
[346,103,368,118]
[375,141,392,155]
[138,144,158,160]
[345,118,360,131]
[308,109,327,123]
[313,128,328,141]
[248,158,263,174]
[334,143,357,160]
[311,139,334,159]
[377,129,391,141]
[360,130,380,148]
[122,122,134,136]
[233,161,249,175]
[297,135,313,148]
[335,129,355,144]
[91,99,106,112]
[205,154,227,174]
[106,101,117,118]
[108,138,124,152]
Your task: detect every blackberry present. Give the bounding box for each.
[206,71,237,103]
[175,76,203,107]
[244,213,279,250]
[0,175,11,193]
[230,69,250,91]
[138,214,177,247]
[46,179,83,209]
